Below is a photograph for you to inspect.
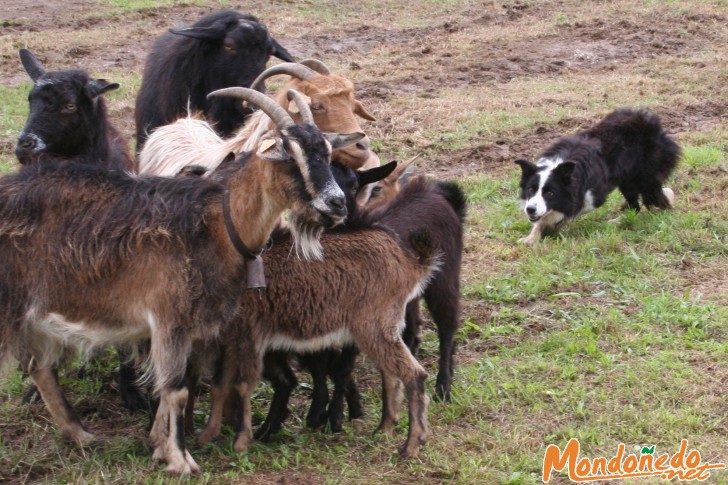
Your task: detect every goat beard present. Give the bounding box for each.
[287,212,325,262]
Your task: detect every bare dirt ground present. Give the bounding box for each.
[2,1,725,179]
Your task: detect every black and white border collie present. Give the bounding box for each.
[515,108,680,245]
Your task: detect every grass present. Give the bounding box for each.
[1,0,727,483]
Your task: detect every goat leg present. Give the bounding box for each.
[198,351,234,446]
[118,348,149,412]
[300,351,330,429]
[357,329,429,457]
[375,371,403,435]
[400,369,429,458]
[326,344,361,432]
[232,345,262,452]
[426,287,460,402]
[255,351,297,442]
[151,383,200,476]
[28,362,95,446]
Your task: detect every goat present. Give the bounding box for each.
[196,210,440,458]
[258,166,467,440]
[138,61,378,176]
[14,49,134,172]
[0,88,357,475]
[135,9,294,150]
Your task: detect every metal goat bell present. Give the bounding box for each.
[245,255,266,289]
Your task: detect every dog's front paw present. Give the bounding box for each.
[517,234,539,245]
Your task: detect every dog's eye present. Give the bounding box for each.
[544,190,554,198]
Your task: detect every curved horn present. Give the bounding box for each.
[208,87,293,129]
[250,62,319,92]
[287,89,314,125]
[299,59,331,75]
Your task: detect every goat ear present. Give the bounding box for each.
[19,49,46,83]
[257,138,290,162]
[86,79,120,99]
[177,164,210,177]
[353,100,376,121]
[514,159,538,181]
[170,21,227,41]
[270,37,295,62]
[391,154,419,182]
[325,132,365,150]
[357,161,398,187]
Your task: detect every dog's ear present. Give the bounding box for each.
[514,159,538,182]
[553,161,576,185]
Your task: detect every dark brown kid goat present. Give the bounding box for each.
[196,182,441,457]
[257,166,466,440]
[0,88,357,475]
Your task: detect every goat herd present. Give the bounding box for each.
[0,10,466,475]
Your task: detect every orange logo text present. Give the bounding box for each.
[542,439,725,482]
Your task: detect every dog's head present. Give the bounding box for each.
[515,157,575,223]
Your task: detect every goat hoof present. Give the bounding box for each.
[434,388,451,403]
[121,390,149,412]
[662,187,675,207]
[351,418,366,433]
[65,428,96,447]
[399,436,427,458]
[197,428,219,447]
[306,410,328,430]
[233,432,252,452]
[253,422,280,442]
[375,421,397,436]
[164,450,201,476]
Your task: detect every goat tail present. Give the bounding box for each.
[436,180,467,223]
[409,228,438,267]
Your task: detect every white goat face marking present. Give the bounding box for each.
[23,132,47,152]
[312,181,345,213]
[287,140,316,197]
[523,157,563,220]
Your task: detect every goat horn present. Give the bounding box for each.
[250,62,319,92]
[299,59,331,75]
[207,87,293,129]
[287,89,314,125]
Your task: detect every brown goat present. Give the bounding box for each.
[0,89,357,475]
[197,225,440,457]
[138,61,378,176]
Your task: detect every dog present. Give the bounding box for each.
[515,108,680,245]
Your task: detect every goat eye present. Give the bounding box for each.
[311,103,325,112]
[223,39,236,53]
[64,103,77,112]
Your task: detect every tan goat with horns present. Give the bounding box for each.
[138,60,379,177]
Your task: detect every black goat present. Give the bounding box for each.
[135,10,294,150]
[257,165,466,440]
[15,49,134,171]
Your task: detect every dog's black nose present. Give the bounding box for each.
[526,206,536,216]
